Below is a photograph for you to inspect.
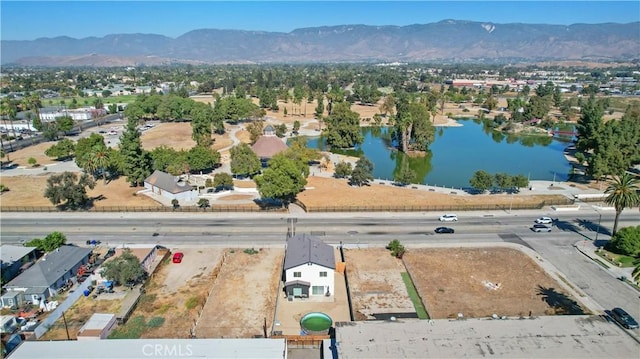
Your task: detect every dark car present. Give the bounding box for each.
[610,307,639,329]
[435,227,455,234]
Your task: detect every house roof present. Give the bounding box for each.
[251,135,288,159]
[1,246,36,265]
[144,170,194,194]
[5,246,92,289]
[284,234,335,271]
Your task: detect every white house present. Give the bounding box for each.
[283,234,335,298]
[143,170,198,202]
[77,313,117,340]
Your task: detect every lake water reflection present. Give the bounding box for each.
[298,119,573,188]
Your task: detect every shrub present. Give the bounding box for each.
[244,248,259,255]
[28,157,38,167]
[185,296,200,310]
[147,317,165,328]
[386,239,406,258]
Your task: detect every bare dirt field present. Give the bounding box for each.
[298,176,568,209]
[403,247,587,319]
[141,122,233,151]
[344,248,415,320]
[194,248,283,338]
[1,141,55,168]
[132,247,223,339]
[0,176,161,208]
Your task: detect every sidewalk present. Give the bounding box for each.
[574,239,639,291]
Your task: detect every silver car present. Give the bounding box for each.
[531,224,552,232]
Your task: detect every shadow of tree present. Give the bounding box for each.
[537,286,585,315]
[576,218,612,237]
[553,218,582,234]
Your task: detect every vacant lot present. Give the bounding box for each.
[0,175,161,208]
[127,247,223,339]
[194,248,283,338]
[344,248,415,320]
[403,247,586,319]
[140,122,233,151]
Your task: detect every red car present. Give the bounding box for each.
[172,252,184,263]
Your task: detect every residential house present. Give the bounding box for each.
[77,313,117,340]
[3,246,92,304]
[251,124,288,166]
[144,170,199,202]
[1,246,38,284]
[283,234,335,298]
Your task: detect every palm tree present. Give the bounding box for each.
[632,264,640,284]
[605,172,640,234]
[87,146,111,184]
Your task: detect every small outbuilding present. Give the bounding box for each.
[77,313,117,340]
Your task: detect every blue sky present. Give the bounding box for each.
[2,1,639,40]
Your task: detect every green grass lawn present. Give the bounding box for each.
[400,272,429,319]
[595,249,638,268]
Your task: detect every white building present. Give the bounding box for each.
[283,234,336,298]
[143,170,199,202]
[76,313,117,340]
[39,107,105,122]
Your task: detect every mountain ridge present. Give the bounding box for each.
[2,21,639,66]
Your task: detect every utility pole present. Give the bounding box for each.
[595,211,602,242]
[62,311,71,340]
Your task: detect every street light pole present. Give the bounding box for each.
[595,212,602,242]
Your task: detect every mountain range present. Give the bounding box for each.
[2,20,639,66]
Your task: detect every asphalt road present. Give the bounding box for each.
[1,210,639,322]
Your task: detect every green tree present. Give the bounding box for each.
[119,118,152,186]
[605,225,640,257]
[246,120,264,144]
[197,198,210,209]
[100,249,144,286]
[44,171,96,209]
[55,115,74,135]
[187,145,220,172]
[25,231,67,252]
[86,145,111,184]
[213,172,234,191]
[350,156,374,187]
[325,101,362,148]
[230,143,262,178]
[275,123,287,138]
[190,102,214,146]
[45,138,75,160]
[75,133,106,171]
[254,154,307,206]
[494,173,513,192]
[292,120,301,134]
[314,97,324,119]
[470,170,494,192]
[512,174,529,189]
[605,173,640,235]
[393,96,434,153]
[150,145,184,172]
[334,161,353,179]
[27,157,38,167]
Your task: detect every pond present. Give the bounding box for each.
[296,119,573,189]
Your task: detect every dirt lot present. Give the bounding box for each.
[194,248,283,338]
[39,293,122,340]
[344,248,415,320]
[403,247,587,319]
[140,122,233,151]
[0,175,161,208]
[298,176,568,209]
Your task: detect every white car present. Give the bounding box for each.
[531,224,552,232]
[535,217,553,224]
[439,214,458,222]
